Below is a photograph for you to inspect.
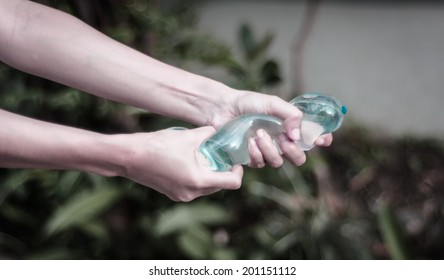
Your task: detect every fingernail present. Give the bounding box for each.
[256,129,265,139]
[291,128,301,140]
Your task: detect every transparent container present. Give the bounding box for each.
[198,93,347,171]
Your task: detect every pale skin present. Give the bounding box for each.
[0,0,332,202]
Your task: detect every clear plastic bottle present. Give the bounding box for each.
[198,93,347,171]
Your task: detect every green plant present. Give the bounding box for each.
[225,23,282,91]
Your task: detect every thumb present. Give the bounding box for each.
[202,164,244,190]
[266,97,303,141]
[284,116,302,141]
[191,126,217,143]
[193,126,244,188]
[267,96,303,121]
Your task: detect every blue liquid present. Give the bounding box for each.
[199,93,347,171]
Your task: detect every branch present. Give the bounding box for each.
[291,0,322,97]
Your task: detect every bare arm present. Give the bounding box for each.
[0,108,242,201]
[0,108,124,176]
[0,0,235,127]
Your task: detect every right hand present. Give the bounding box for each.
[113,127,243,202]
[214,90,333,169]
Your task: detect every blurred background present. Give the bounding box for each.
[1,0,444,259]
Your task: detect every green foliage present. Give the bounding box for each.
[1,0,444,260]
[45,185,123,236]
[378,203,410,260]
[155,202,229,236]
[226,23,282,91]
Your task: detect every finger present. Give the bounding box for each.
[192,126,217,142]
[278,134,306,166]
[202,164,243,190]
[175,165,243,202]
[315,133,333,147]
[254,129,283,168]
[284,116,303,142]
[266,95,303,121]
[264,96,303,141]
[248,138,265,168]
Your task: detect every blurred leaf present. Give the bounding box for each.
[124,106,151,116]
[44,187,122,236]
[57,171,82,197]
[0,171,29,205]
[86,173,107,188]
[106,25,136,44]
[155,202,229,236]
[0,231,27,255]
[378,203,410,260]
[28,248,75,260]
[239,23,256,60]
[178,225,212,259]
[173,34,232,65]
[247,181,296,211]
[0,203,35,225]
[249,32,274,62]
[225,59,248,80]
[47,89,82,110]
[279,161,311,195]
[212,248,237,260]
[272,231,299,254]
[254,224,275,247]
[261,60,281,86]
[78,220,110,243]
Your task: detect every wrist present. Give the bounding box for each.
[78,133,131,178]
[191,79,239,127]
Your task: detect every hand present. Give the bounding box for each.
[212,90,333,168]
[113,127,243,202]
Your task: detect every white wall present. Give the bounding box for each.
[198,1,444,139]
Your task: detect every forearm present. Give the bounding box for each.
[0,108,243,201]
[0,0,236,126]
[0,108,125,176]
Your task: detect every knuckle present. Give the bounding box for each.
[267,96,283,113]
[270,95,281,104]
[281,142,301,157]
[191,180,205,191]
[257,162,266,168]
[230,176,242,189]
[271,158,284,168]
[250,149,262,162]
[280,142,294,155]
[168,196,181,202]
[233,180,242,189]
[187,173,203,188]
[180,194,196,203]
[294,109,303,119]
[225,180,239,190]
[176,190,198,202]
[169,192,187,202]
